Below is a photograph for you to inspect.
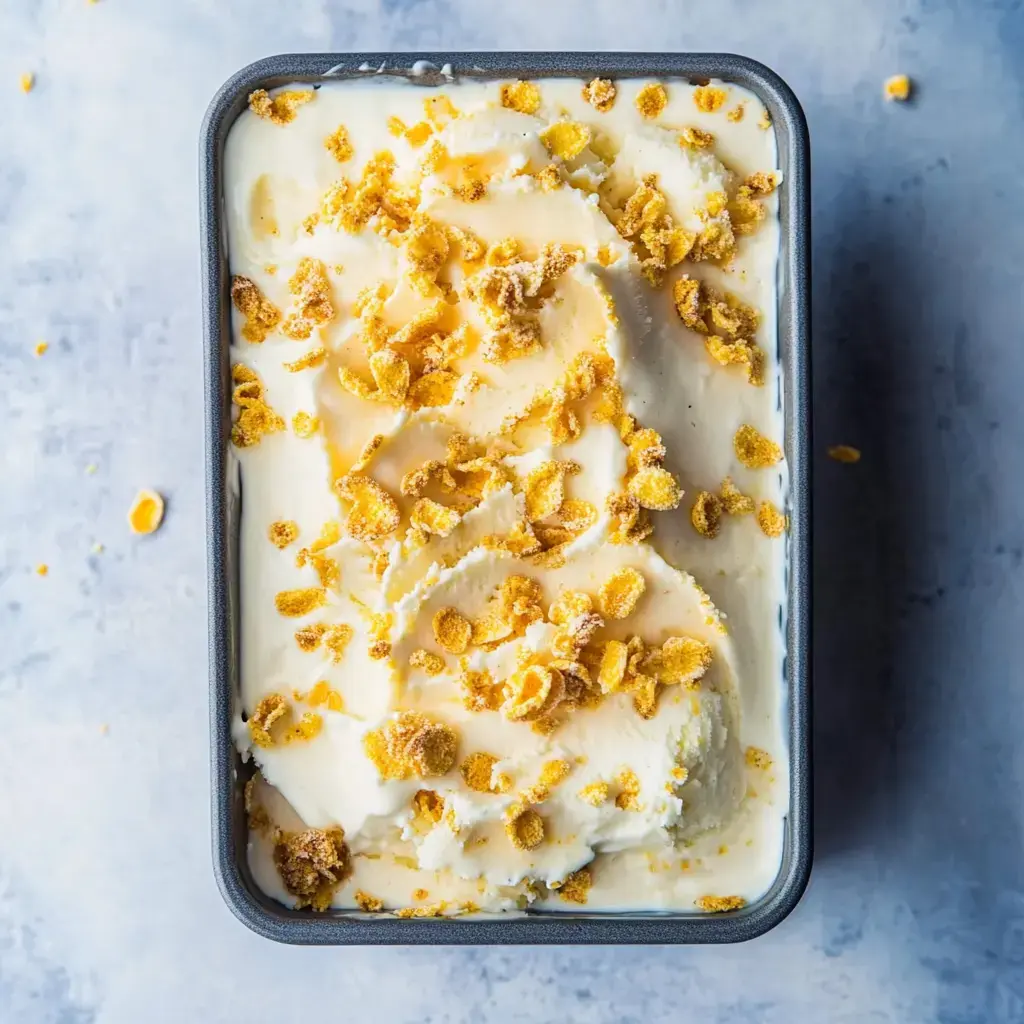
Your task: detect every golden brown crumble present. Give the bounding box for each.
[524,459,578,521]
[658,636,713,687]
[410,498,461,537]
[460,752,505,794]
[691,491,723,539]
[582,77,616,112]
[283,346,326,372]
[127,489,165,535]
[323,624,354,664]
[355,890,384,912]
[319,150,418,238]
[249,693,289,748]
[628,465,683,511]
[679,126,715,149]
[599,567,646,619]
[325,124,354,163]
[274,827,349,911]
[230,276,281,343]
[268,520,299,549]
[521,760,572,804]
[540,121,591,161]
[412,888,430,901]
[884,74,912,102]
[757,109,772,130]
[556,866,592,904]
[458,666,505,713]
[394,902,449,919]
[727,104,745,122]
[364,712,459,781]
[756,500,788,538]
[274,587,326,617]
[292,411,320,438]
[334,472,401,542]
[578,781,609,806]
[433,606,472,654]
[410,649,446,676]
[282,257,334,340]
[294,623,326,652]
[734,424,783,469]
[693,85,727,113]
[615,175,696,286]
[306,680,345,712]
[500,80,541,114]
[412,789,446,829]
[742,170,779,196]
[505,805,546,851]
[248,88,314,125]
[696,895,746,913]
[615,768,641,811]
[745,746,773,769]
[719,476,755,515]
[635,83,667,119]
[502,664,565,723]
[607,493,653,545]
[828,445,861,464]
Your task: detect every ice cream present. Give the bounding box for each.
[225,72,788,916]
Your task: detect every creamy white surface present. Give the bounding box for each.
[225,74,787,914]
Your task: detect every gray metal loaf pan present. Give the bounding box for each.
[200,51,811,945]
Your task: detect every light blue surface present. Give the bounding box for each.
[2,1,1022,1021]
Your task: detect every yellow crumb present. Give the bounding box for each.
[828,445,861,464]
[757,109,772,130]
[432,606,472,654]
[35,563,48,577]
[364,712,458,781]
[412,888,430,901]
[745,746,773,769]
[268,520,299,549]
[691,490,723,539]
[274,587,326,617]
[884,74,912,102]
[127,489,165,535]
[292,411,320,438]
[20,73,35,94]
[539,121,591,160]
[615,769,641,811]
[460,752,502,794]
[500,80,540,115]
[324,124,353,162]
[756,500,788,538]
[727,104,745,122]
[33,340,48,357]
[578,781,609,806]
[505,806,545,851]
[733,424,783,469]
[599,566,646,619]
[635,83,667,119]
[693,85,727,112]
[582,77,616,112]
[354,890,383,912]
[557,866,593,905]
[248,88,314,125]
[696,895,746,913]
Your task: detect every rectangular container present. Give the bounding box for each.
[201,51,811,945]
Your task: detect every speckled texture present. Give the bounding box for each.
[2,0,1023,1021]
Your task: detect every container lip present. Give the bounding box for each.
[201,51,811,945]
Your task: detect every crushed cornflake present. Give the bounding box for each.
[460,752,505,794]
[504,805,545,851]
[746,746,773,769]
[828,445,861,464]
[394,902,449,919]
[599,567,646,619]
[548,589,592,627]
[364,712,458,780]
[628,465,683,511]
[756,500,788,538]
[727,104,745,122]
[401,459,458,497]
[597,640,629,693]
[410,648,446,676]
[757,109,772,130]
[691,490,723,539]
[719,476,755,515]
[323,624,354,663]
[355,890,383,912]
[521,759,572,804]
[282,258,334,340]
[499,80,541,114]
[540,121,591,161]
[607,493,653,545]
[318,150,419,238]
[248,693,290,748]
[127,489,165,535]
[283,346,326,372]
[582,77,616,112]
[679,126,715,149]
[459,666,505,713]
[231,276,281,343]
[556,865,592,904]
[578,781,609,806]
[635,83,667,119]
[432,606,472,654]
[268,520,299,549]
[369,349,411,403]
[292,411,320,438]
[693,85,727,113]
[306,680,345,711]
[615,174,696,286]
[335,472,401,541]
[615,769,641,811]
[324,124,354,163]
[249,88,314,125]
[884,74,912,102]
[274,587,326,617]
[696,895,746,912]
[274,827,349,911]
[294,622,326,652]
[733,424,782,469]
[410,498,461,537]
[524,459,578,521]
[658,636,713,687]
[503,663,565,723]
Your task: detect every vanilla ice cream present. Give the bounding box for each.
[225,72,788,917]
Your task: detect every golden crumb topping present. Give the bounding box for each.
[758,109,772,130]
[503,664,564,723]
[599,567,646,619]
[231,276,281,343]
[505,805,545,851]
[274,587,326,617]
[248,693,289,747]
[658,636,713,687]
[274,827,349,911]
[745,746,773,769]
[548,589,592,627]
[355,890,383,912]
[884,74,912,102]
[324,124,354,163]
[607,493,653,545]
[283,347,326,372]
[628,465,682,511]
[521,759,572,804]
[727,104,745,122]
[460,752,506,794]
[696,895,746,913]
[615,174,696,286]
[828,445,861,464]
[499,80,540,114]
[334,472,401,542]
[322,624,354,664]
[578,781,609,806]
[268,520,299,549]
[734,424,782,469]
[249,88,314,125]
[524,459,578,522]
[410,498,461,538]
[679,126,715,149]
[410,649,446,676]
[691,490,723,538]
[319,150,419,237]
[282,258,334,340]
[127,489,165,535]
[433,606,472,654]
[459,666,505,713]
[635,83,667,119]
[719,476,755,515]
[582,77,616,112]
[305,680,344,712]
[294,623,326,652]
[615,769,641,811]
[597,640,629,693]
[540,121,592,161]
[394,902,449,919]
[756,500,788,538]
[292,411,320,438]
[693,85,727,113]
[364,711,459,780]
[557,865,593,904]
